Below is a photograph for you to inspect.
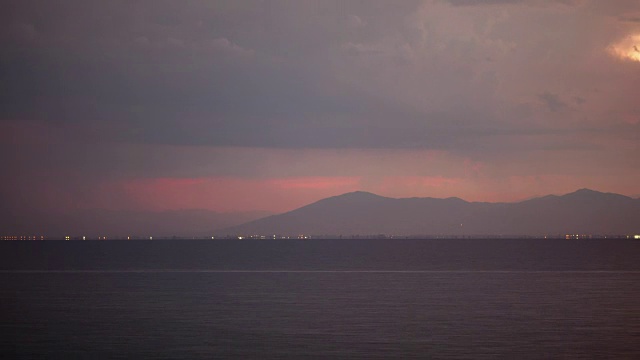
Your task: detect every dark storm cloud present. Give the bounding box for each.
[0,0,499,150]
[1,0,639,153]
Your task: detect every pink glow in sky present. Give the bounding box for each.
[1,0,640,228]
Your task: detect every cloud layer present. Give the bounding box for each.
[1,0,639,219]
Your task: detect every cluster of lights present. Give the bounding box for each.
[3,234,637,240]
[2,235,44,240]
[54,235,155,240]
[0,234,267,240]
[565,234,592,239]
[236,234,293,240]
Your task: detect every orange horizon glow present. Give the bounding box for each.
[120,176,363,213]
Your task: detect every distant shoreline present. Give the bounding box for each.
[2,235,638,241]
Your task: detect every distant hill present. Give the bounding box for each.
[221,189,640,236]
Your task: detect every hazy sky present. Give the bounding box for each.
[2,0,639,214]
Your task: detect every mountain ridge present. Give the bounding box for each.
[221,189,640,236]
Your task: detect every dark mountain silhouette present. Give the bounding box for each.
[221,189,640,236]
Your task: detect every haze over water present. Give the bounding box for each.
[2,239,640,358]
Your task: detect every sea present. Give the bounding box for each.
[1,239,639,359]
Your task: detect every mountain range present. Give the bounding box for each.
[221,189,640,236]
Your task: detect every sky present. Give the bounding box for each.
[2,0,640,218]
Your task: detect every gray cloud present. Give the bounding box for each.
[446,0,526,6]
[1,0,639,155]
[619,15,640,23]
[538,92,569,113]
[1,0,488,151]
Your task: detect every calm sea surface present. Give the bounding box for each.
[2,239,639,359]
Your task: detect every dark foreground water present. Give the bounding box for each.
[2,239,639,359]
